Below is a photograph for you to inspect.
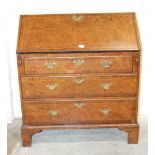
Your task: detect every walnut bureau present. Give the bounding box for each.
[16,13,141,146]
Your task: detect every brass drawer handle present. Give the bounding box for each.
[73,59,85,66]
[101,61,113,68]
[46,83,57,91]
[102,83,112,90]
[44,62,56,69]
[74,77,85,84]
[74,102,85,108]
[72,15,83,22]
[48,110,60,116]
[100,108,112,115]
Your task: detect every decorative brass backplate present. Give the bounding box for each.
[46,83,57,90]
[101,83,112,90]
[48,110,60,116]
[101,61,113,68]
[73,59,85,66]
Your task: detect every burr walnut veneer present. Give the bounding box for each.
[16,13,141,146]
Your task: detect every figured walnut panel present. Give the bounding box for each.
[21,74,138,99]
[23,98,136,125]
[24,55,133,74]
[17,13,140,52]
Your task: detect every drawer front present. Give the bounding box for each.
[23,99,136,125]
[21,75,137,99]
[24,56,133,74]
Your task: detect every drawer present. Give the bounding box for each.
[24,55,133,74]
[21,74,137,99]
[23,98,136,125]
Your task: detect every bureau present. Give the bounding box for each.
[16,13,141,146]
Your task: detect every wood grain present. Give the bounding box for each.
[119,126,139,144]
[24,55,133,74]
[21,74,138,99]
[21,127,42,147]
[21,123,139,146]
[17,52,139,75]
[22,98,137,125]
[17,13,141,52]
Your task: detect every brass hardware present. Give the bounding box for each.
[46,83,57,90]
[74,102,85,108]
[134,54,139,62]
[100,108,112,115]
[73,59,85,66]
[48,110,60,116]
[44,62,56,69]
[136,58,139,62]
[18,56,22,65]
[102,83,112,90]
[72,15,83,22]
[74,77,85,84]
[101,61,113,68]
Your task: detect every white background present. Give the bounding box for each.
[1,0,154,154]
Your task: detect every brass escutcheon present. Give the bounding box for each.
[74,77,85,85]
[72,15,83,22]
[100,108,112,115]
[74,101,85,108]
[44,62,56,69]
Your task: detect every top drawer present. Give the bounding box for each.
[23,55,133,74]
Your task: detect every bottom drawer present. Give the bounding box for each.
[22,98,137,125]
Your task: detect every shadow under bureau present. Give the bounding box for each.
[16,13,141,146]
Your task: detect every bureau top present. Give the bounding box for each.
[16,13,141,53]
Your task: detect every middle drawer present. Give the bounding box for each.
[21,74,137,99]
